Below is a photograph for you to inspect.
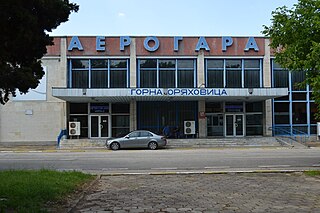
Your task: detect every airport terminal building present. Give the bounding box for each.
[0,36,317,144]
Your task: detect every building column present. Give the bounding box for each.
[197,51,206,138]
[197,50,205,88]
[130,100,137,131]
[129,38,137,131]
[263,39,272,136]
[198,100,206,138]
[130,38,137,88]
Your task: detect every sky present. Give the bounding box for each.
[50,0,298,37]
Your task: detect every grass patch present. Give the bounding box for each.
[0,170,94,212]
[304,170,320,176]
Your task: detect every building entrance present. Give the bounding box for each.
[90,115,109,138]
[226,114,244,137]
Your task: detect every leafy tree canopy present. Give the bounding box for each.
[263,0,320,116]
[0,0,78,104]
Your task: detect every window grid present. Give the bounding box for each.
[205,59,262,88]
[272,60,316,136]
[138,59,196,88]
[69,59,129,89]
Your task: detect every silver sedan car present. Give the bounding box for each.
[106,130,167,150]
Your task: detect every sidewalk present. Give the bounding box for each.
[49,172,320,213]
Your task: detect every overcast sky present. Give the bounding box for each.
[50,0,298,36]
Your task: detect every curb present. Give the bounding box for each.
[99,169,315,177]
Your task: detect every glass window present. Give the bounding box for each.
[159,60,175,88]
[112,103,130,113]
[129,132,140,137]
[291,71,306,91]
[140,70,157,88]
[110,60,127,68]
[244,60,260,88]
[274,95,289,101]
[226,60,242,88]
[206,102,223,113]
[91,59,108,68]
[178,60,195,88]
[310,102,318,124]
[246,114,263,136]
[69,59,128,89]
[72,60,89,69]
[226,60,241,68]
[91,69,107,88]
[139,59,195,88]
[273,70,289,88]
[110,60,127,88]
[140,59,157,68]
[292,92,306,101]
[178,60,194,69]
[207,59,223,68]
[207,59,224,88]
[159,60,175,68]
[140,131,152,137]
[72,70,89,88]
[244,59,259,68]
[69,103,88,114]
[292,102,307,124]
[178,69,194,88]
[246,102,263,112]
[274,102,290,124]
[112,115,129,137]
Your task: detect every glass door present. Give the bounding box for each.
[225,114,244,137]
[90,115,109,138]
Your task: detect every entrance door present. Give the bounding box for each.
[90,115,109,138]
[225,114,244,137]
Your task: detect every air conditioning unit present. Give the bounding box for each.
[69,122,81,136]
[184,121,195,135]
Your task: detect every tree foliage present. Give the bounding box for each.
[263,0,320,117]
[0,0,78,104]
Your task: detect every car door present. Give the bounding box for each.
[123,131,140,148]
[138,131,152,147]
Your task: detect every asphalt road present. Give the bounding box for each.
[1,148,320,173]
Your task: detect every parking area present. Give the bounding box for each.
[61,172,320,213]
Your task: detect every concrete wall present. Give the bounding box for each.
[0,38,67,144]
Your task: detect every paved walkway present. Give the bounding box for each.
[55,172,320,213]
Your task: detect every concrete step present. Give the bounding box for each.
[59,137,282,149]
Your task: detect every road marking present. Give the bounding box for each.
[28,151,43,153]
[0,151,13,153]
[102,168,128,170]
[258,165,291,168]
[312,164,320,167]
[151,167,178,170]
[205,166,231,169]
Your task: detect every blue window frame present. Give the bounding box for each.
[138,59,196,88]
[271,59,317,136]
[68,59,129,88]
[205,59,262,88]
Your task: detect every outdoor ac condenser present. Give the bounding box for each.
[69,122,81,136]
[184,121,195,135]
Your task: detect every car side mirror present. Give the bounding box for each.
[125,136,130,139]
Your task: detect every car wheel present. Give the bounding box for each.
[110,142,120,151]
[148,141,158,150]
